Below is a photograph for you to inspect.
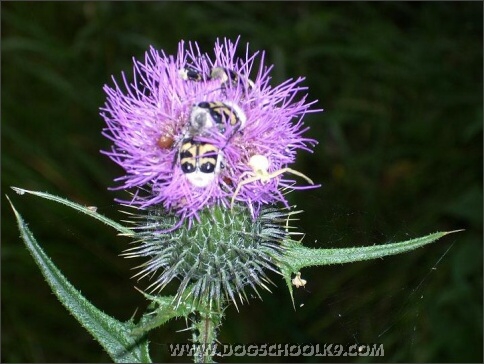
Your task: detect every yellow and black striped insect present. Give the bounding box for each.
[179,64,254,93]
[210,67,255,92]
[178,65,204,82]
[189,101,246,135]
[178,138,222,188]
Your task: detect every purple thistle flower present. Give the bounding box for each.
[101,36,321,223]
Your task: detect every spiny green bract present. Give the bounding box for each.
[123,205,293,310]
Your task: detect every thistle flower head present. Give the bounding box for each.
[102,37,321,309]
[122,205,295,309]
[101,37,320,222]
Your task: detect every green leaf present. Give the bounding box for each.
[10,187,133,236]
[132,290,196,336]
[7,196,151,363]
[280,230,463,306]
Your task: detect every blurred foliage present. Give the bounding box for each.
[2,2,482,363]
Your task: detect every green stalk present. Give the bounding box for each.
[192,299,224,363]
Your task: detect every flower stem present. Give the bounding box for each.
[192,300,224,363]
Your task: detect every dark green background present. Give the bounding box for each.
[2,2,482,362]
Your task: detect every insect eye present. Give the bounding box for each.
[181,161,195,173]
[200,161,216,173]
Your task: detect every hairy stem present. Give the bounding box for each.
[192,300,224,363]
